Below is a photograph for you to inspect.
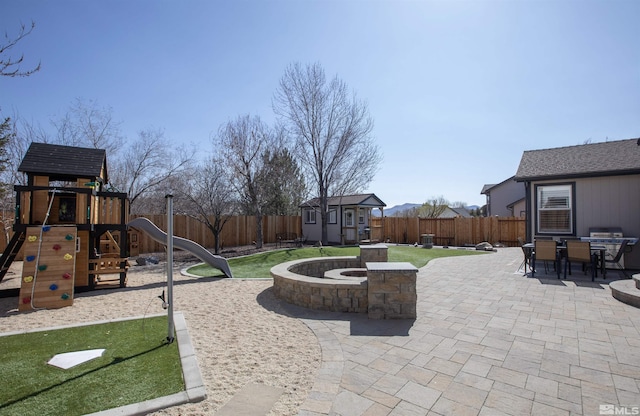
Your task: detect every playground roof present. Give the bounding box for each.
[18,142,108,182]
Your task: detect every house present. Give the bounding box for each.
[300,193,386,245]
[481,176,526,217]
[439,206,472,218]
[514,138,640,269]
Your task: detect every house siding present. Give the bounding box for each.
[526,174,640,268]
[305,224,322,243]
[485,179,526,217]
[327,217,341,244]
[511,199,526,217]
[302,212,322,242]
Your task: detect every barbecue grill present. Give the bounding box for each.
[585,227,625,269]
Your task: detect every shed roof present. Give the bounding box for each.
[515,138,640,181]
[18,142,108,182]
[301,193,386,208]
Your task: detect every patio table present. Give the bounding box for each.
[523,242,607,278]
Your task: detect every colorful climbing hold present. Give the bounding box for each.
[38,265,47,271]
[23,276,33,283]
[42,225,51,232]
[65,234,74,241]
[28,235,37,242]
[64,253,73,261]
[61,293,70,300]
[52,244,62,251]
[63,272,71,279]
[49,283,58,291]
[26,255,36,262]
[22,297,31,304]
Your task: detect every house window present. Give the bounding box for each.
[328,209,337,224]
[304,209,316,224]
[358,210,365,224]
[536,184,574,234]
[344,209,354,227]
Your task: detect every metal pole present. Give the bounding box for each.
[166,194,175,343]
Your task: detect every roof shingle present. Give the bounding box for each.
[515,138,640,181]
[18,142,108,182]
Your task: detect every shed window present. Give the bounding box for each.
[536,184,573,234]
[328,209,337,224]
[304,209,316,224]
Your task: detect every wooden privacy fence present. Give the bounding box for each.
[130,214,301,254]
[1,215,524,256]
[0,214,301,257]
[371,216,526,247]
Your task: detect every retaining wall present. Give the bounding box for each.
[272,256,368,313]
[271,244,418,319]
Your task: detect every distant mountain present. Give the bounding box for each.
[372,203,421,217]
[373,203,481,217]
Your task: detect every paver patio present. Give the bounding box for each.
[280,247,640,416]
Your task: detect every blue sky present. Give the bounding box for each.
[1,0,639,209]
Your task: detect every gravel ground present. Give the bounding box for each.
[0,245,321,415]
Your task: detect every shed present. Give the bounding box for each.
[300,193,386,244]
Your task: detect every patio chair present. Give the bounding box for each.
[518,237,533,275]
[559,237,580,245]
[604,239,630,277]
[532,239,560,279]
[564,240,598,281]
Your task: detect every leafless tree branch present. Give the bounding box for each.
[1,21,41,77]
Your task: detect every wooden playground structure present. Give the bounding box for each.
[0,143,130,311]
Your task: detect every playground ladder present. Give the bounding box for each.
[0,232,26,283]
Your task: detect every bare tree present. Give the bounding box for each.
[52,98,124,155]
[0,117,12,199]
[214,114,277,249]
[1,21,41,77]
[274,62,381,244]
[0,114,46,227]
[420,196,450,218]
[109,127,194,212]
[174,158,237,254]
[2,100,193,216]
[0,100,123,215]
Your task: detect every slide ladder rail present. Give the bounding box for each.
[0,232,26,283]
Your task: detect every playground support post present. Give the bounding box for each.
[166,194,175,344]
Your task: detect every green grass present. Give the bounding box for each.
[188,245,485,278]
[0,316,184,416]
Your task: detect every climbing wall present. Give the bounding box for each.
[19,225,77,311]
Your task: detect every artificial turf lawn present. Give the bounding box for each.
[188,245,486,278]
[0,316,184,416]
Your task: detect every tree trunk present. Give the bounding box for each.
[255,212,264,248]
[320,197,328,245]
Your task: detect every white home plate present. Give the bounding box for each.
[48,349,106,369]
